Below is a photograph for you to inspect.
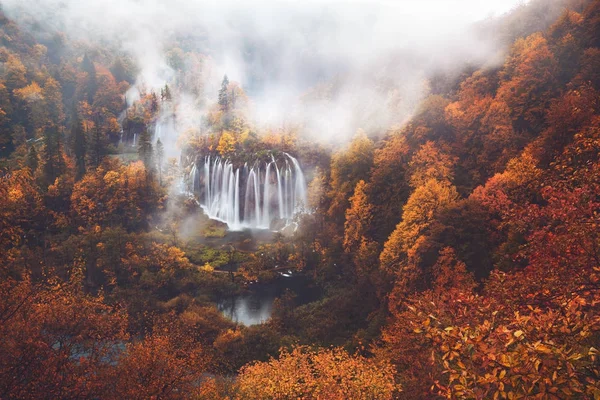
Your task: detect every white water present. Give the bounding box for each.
[189,154,308,230]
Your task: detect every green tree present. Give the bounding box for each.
[87,115,107,169]
[138,127,153,170]
[218,75,230,112]
[41,124,65,187]
[81,53,97,105]
[110,57,134,83]
[160,84,172,102]
[71,111,86,180]
[26,144,38,173]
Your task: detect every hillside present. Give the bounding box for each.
[1,0,600,398]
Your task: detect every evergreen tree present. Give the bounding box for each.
[110,57,132,83]
[71,112,86,180]
[87,115,106,169]
[150,92,159,114]
[218,75,230,112]
[41,124,65,186]
[81,53,97,105]
[26,144,38,173]
[138,127,153,171]
[156,138,164,184]
[161,84,172,102]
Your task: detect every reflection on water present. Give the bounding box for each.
[217,292,274,326]
[216,274,320,326]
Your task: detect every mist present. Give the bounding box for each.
[1,0,527,146]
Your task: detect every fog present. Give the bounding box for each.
[2,0,527,145]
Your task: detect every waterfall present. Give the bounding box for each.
[204,156,210,206]
[234,169,240,228]
[274,160,284,219]
[262,162,272,228]
[190,163,198,192]
[285,152,308,213]
[190,153,308,230]
[252,166,261,227]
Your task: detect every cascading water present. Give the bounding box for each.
[188,153,308,231]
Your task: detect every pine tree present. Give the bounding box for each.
[87,115,106,169]
[138,127,153,171]
[81,53,97,105]
[218,75,230,112]
[161,84,172,102]
[150,92,159,114]
[110,57,132,83]
[26,144,38,173]
[156,138,164,184]
[41,124,65,186]
[71,112,86,180]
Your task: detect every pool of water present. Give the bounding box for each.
[216,273,319,325]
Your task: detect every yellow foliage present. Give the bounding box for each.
[217,130,236,156]
[380,179,459,276]
[237,346,399,399]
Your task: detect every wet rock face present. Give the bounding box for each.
[280,222,297,237]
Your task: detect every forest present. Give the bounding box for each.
[0,0,600,398]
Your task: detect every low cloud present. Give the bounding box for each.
[2,0,527,146]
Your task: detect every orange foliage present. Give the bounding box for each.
[71,161,160,230]
[237,346,399,399]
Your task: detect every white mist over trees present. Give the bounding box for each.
[1,0,531,147]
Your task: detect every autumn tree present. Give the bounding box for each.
[379,178,459,291]
[344,180,378,277]
[407,141,455,188]
[0,169,47,253]
[0,276,128,399]
[43,77,64,125]
[14,81,47,136]
[237,346,399,399]
[366,132,411,241]
[216,130,236,157]
[328,129,374,224]
[4,54,27,91]
[496,33,558,133]
[109,318,210,399]
[71,161,160,231]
